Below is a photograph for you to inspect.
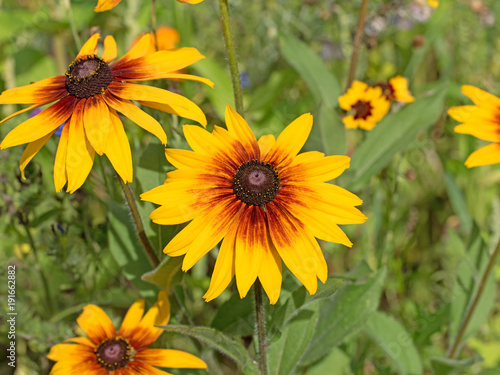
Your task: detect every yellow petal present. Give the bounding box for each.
[283,154,350,182]
[136,348,207,369]
[257,244,282,305]
[464,143,500,168]
[118,299,145,338]
[0,76,66,105]
[177,0,204,3]
[54,124,70,192]
[129,291,170,347]
[65,100,95,193]
[94,0,122,12]
[19,131,54,180]
[155,26,180,51]
[76,304,116,345]
[0,96,76,148]
[115,33,152,65]
[83,95,111,155]
[102,92,167,145]
[225,105,259,159]
[105,108,133,183]
[77,33,100,59]
[265,113,313,168]
[257,134,276,159]
[461,85,500,109]
[102,35,117,62]
[165,148,211,169]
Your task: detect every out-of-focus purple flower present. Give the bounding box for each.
[30,108,65,137]
[240,72,251,89]
[54,123,65,137]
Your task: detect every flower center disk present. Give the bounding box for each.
[65,55,113,99]
[233,160,280,206]
[353,100,373,119]
[95,338,131,370]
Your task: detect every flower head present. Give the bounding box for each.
[47,291,207,374]
[0,33,212,193]
[141,106,366,304]
[94,0,203,12]
[132,26,181,54]
[448,85,500,167]
[428,0,439,8]
[338,81,390,130]
[376,75,415,103]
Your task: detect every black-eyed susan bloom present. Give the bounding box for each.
[94,0,203,12]
[338,81,390,130]
[448,85,500,167]
[141,106,366,304]
[47,291,207,374]
[0,33,212,193]
[376,75,415,103]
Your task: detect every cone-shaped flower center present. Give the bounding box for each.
[95,338,131,370]
[233,160,280,206]
[377,82,395,101]
[65,55,113,99]
[353,100,373,120]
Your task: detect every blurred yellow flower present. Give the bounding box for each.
[376,76,415,103]
[95,0,203,12]
[141,106,366,304]
[428,0,439,8]
[448,85,500,167]
[338,81,390,130]
[48,292,207,374]
[0,33,212,193]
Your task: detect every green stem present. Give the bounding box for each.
[117,175,160,268]
[151,0,157,32]
[64,0,81,50]
[447,237,500,358]
[218,0,244,115]
[254,281,268,375]
[345,0,369,90]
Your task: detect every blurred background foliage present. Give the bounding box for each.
[0,0,500,374]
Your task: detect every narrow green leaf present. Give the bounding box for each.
[211,293,254,336]
[301,267,387,366]
[350,84,447,188]
[159,325,259,375]
[443,170,472,234]
[365,311,423,375]
[430,357,481,375]
[279,33,340,108]
[268,304,319,375]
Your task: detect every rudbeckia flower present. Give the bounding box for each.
[47,291,207,374]
[338,81,390,130]
[141,106,366,304]
[0,33,212,193]
[132,26,181,55]
[448,85,500,167]
[95,0,203,12]
[428,0,439,8]
[376,76,415,103]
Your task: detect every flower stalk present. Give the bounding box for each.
[346,0,369,91]
[254,281,269,375]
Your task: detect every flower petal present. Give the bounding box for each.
[282,154,351,182]
[0,96,76,148]
[118,299,145,338]
[225,105,259,159]
[104,109,133,183]
[258,244,283,305]
[114,33,152,66]
[127,361,175,375]
[77,34,100,58]
[177,0,204,3]
[0,76,67,105]
[464,143,500,168]
[54,124,70,192]
[94,0,122,12]
[47,342,95,361]
[102,35,117,62]
[258,134,276,159]
[461,85,500,109]
[136,348,207,369]
[19,131,54,180]
[203,223,238,302]
[83,95,112,155]
[102,91,167,145]
[265,113,313,168]
[155,26,180,50]
[76,304,116,345]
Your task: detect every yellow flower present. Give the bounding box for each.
[47,292,207,374]
[448,85,500,168]
[338,81,390,130]
[428,0,439,8]
[376,76,415,103]
[141,106,366,304]
[95,0,203,12]
[0,33,212,193]
[132,26,181,54]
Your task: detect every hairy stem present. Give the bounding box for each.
[346,0,369,90]
[218,0,244,115]
[254,281,268,375]
[117,175,160,268]
[447,237,500,358]
[64,0,81,49]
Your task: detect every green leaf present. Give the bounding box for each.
[269,277,344,337]
[302,347,353,375]
[478,368,500,375]
[247,70,296,113]
[159,325,259,375]
[365,311,423,375]
[279,33,340,108]
[443,170,472,234]
[268,304,319,375]
[301,267,387,366]
[305,104,346,156]
[211,292,255,336]
[430,357,481,375]
[141,256,182,290]
[349,84,447,188]
[449,224,497,350]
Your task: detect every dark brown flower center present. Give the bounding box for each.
[376,82,395,101]
[65,55,113,99]
[95,338,131,370]
[353,100,373,120]
[233,160,280,206]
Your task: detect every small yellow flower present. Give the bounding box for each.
[376,76,415,103]
[141,106,366,304]
[428,0,439,8]
[47,292,207,374]
[338,81,390,130]
[0,33,212,193]
[448,85,500,168]
[95,0,203,12]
